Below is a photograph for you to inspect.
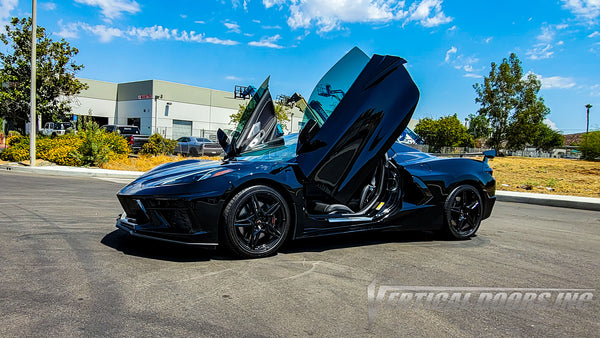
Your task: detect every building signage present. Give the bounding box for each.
[138,94,152,99]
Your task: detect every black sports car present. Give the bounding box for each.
[116,47,496,258]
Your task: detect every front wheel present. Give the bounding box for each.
[443,184,483,239]
[222,185,290,258]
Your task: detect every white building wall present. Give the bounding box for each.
[116,100,153,135]
[153,100,236,139]
[70,97,116,122]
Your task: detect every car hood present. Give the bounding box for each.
[124,160,225,191]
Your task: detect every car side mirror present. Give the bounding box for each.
[217,128,230,153]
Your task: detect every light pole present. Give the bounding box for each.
[585,104,592,136]
[29,0,37,166]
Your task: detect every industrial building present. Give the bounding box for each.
[70,79,247,141]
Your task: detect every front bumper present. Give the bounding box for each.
[116,213,218,247]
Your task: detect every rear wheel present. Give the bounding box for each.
[222,185,290,258]
[189,147,199,157]
[443,184,483,239]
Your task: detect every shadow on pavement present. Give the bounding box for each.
[102,228,487,262]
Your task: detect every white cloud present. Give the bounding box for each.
[248,34,284,48]
[226,75,242,81]
[591,84,600,96]
[527,23,569,60]
[463,73,482,79]
[231,0,249,10]
[56,20,81,39]
[446,25,456,32]
[444,46,456,62]
[194,20,205,24]
[444,46,480,76]
[262,25,282,29]
[74,0,141,20]
[262,0,452,34]
[57,21,240,45]
[561,0,600,24]
[526,71,576,89]
[224,22,241,33]
[204,37,239,45]
[544,118,559,131]
[589,31,600,37]
[0,0,18,27]
[180,14,187,19]
[527,43,554,60]
[485,37,493,43]
[41,2,57,10]
[409,0,452,27]
[83,23,125,42]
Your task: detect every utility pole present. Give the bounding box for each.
[29,0,37,166]
[585,104,592,136]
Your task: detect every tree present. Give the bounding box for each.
[466,113,491,147]
[473,53,551,151]
[533,123,563,151]
[0,17,87,131]
[229,100,291,131]
[414,114,475,152]
[579,131,600,160]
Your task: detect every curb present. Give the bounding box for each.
[2,163,599,211]
[495,191,600,211]
[0,164,143,179]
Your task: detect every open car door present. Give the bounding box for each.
[296,51,420,206]
[219,77,282,158]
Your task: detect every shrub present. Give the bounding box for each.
[1,121,129,166]
[141,133,177,155]
[74,121,130,166]
[579,131,600,160]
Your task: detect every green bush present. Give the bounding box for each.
[141,133,177,155]
[0,121,130,166]
[579,131,600,160]
[74,121,130,166]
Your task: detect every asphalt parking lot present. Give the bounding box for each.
[0,171,598,337]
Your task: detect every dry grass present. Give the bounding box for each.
[100,154,222,172]
[489,157,600,197]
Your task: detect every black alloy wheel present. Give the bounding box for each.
[443,184,483,239]
[223,185,290,258]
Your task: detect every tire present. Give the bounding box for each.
[443,184,483,239]
[222,185,290,258]
[189,148,199,157]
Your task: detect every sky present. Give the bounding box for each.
[1,0,599,134]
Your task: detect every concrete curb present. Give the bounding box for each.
[496,191,600,211]
[2,163,599,211]
[0,164,143,179]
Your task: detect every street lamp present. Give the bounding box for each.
[585,104,592,135]
[29,0,37,166]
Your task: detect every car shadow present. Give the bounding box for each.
[101,230,232,262]
[280,229,442,254]
[102,228,487,262]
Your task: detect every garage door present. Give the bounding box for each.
[172,120,192,140]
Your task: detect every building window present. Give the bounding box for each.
[127,118,141,127]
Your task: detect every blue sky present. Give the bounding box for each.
[1,0,599,133]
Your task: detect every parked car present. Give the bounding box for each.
[174,136,223,156]
[101,124,150,153]
[40,121,75,137]
[115,47,496,258]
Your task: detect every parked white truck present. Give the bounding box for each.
[40,122,75,137]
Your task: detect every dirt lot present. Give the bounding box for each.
[489,156,600,197]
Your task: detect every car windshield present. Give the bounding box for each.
[236,134,298,161]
